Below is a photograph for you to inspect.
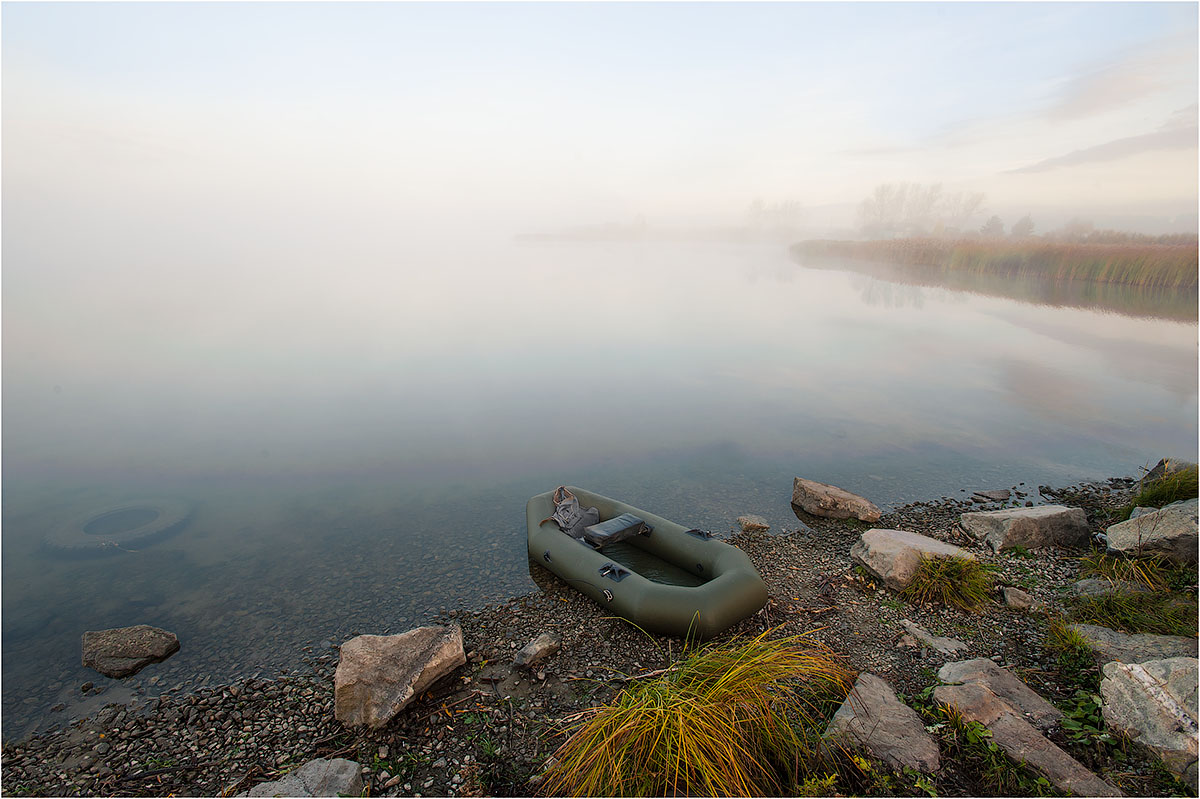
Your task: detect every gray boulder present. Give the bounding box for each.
[1140,458,1197,488]
[243,757,363,797]
[933,682,1122,796]
[81,625,179,678]
[1101,657,1198,791]
[1000,586,1037,611]
[850,529,973,591]
[959,505,1089,553]
[937,658,1061,730]
[1068,624,1197,667]
[1105,498,1198,565]
[1071,578,1152,598]
[334,625,465,728]
[791,478,881,522]
[514,632,561,670]
[823,672,940,773]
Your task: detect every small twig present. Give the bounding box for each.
[118,759,217,783]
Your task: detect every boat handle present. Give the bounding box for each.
[685,528,713,540]
[603,589,613,602]
[543,551,552,563]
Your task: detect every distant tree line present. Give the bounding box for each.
[857,183,1197,245]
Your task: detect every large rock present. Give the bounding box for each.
[791,478,881,522]
[334,626,465,729]
[823,672,940,773]
[81,625,179,678]
[1068,624,1197,667]
[850,529,974,591]
[1141,458,1197,488]
[243,757,363,797]
[1105,498,1198,565]
[937,658,1061,730]
[1101,657,1198,791]
[934,682,1121,796]
[959,505,1089,552]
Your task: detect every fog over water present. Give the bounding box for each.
[2,2,1197,738]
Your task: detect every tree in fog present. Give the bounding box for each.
[748,198,804,230]
[980,215,1005,238]
[857,182,985,238]
[1011,214,1035,239]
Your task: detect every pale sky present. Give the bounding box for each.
[3,2,1197,234]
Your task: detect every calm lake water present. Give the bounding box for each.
[3,237,1196,738]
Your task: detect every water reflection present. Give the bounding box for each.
[3,239,1196,739]
[793,252,1198,322]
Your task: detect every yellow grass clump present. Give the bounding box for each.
[539,629,854,797]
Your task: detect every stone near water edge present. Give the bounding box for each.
[933,682,1122,797]
[937,658,1062,730]
[736,514,770,533]
[1101,657,1198,792]
[823,672,940,773]
[791,477,882,523]
[242,757,363,797]
[334,625,466,729]
[972,489,1012,503]
[899,620,967,656]
[1105,498,1198,566]
[1068,623,1198,668]
[959,505,1089,553]
[1071,578,1152,599]
[1140,458,1197,490]
[81,625,180,679]
[513,633,561,670]
[850,528,974,591]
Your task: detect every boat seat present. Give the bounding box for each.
[583,513,653,548]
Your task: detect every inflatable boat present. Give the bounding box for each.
[526,487,768,640]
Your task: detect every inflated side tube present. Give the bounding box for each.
[527,486,768,640]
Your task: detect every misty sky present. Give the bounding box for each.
[3,1,1197,234]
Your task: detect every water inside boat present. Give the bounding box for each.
[598,540,708,587]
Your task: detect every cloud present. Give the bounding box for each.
[1044,32,1196,122]
[1008,107,1198,174]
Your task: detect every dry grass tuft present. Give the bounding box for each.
[539,630,854,797]
[901,555,993,612]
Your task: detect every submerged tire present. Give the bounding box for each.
[44,499,192,556]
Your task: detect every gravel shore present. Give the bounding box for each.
[3,475,1188,797]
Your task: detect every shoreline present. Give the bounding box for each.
[2,473,1193,796]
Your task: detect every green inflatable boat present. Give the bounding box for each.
[526,486,768,640]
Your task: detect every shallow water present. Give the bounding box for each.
[3,237,1196,739]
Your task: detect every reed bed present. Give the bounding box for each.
[539,630,854,797]
[793,238,1198,290]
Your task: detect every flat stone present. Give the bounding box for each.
[334,626,465,729]
[1068,624,1198,667]
[791,477,881,522]
[937,658,1061,730]
[900,620,967,656]
[1071,578,1152,598]
[243,757,363,797]
[850,528,974,591]
[513,632,560,670]
[736,514,770,533]
[959,505,1089,553]
[1001,586,1036,610]
[933,683,1122,796]
[973,489,1012,502]
[1105,498,1198,566]
[824,672,940,773]
[81,625,180,678]
[1101,657,1198,792]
